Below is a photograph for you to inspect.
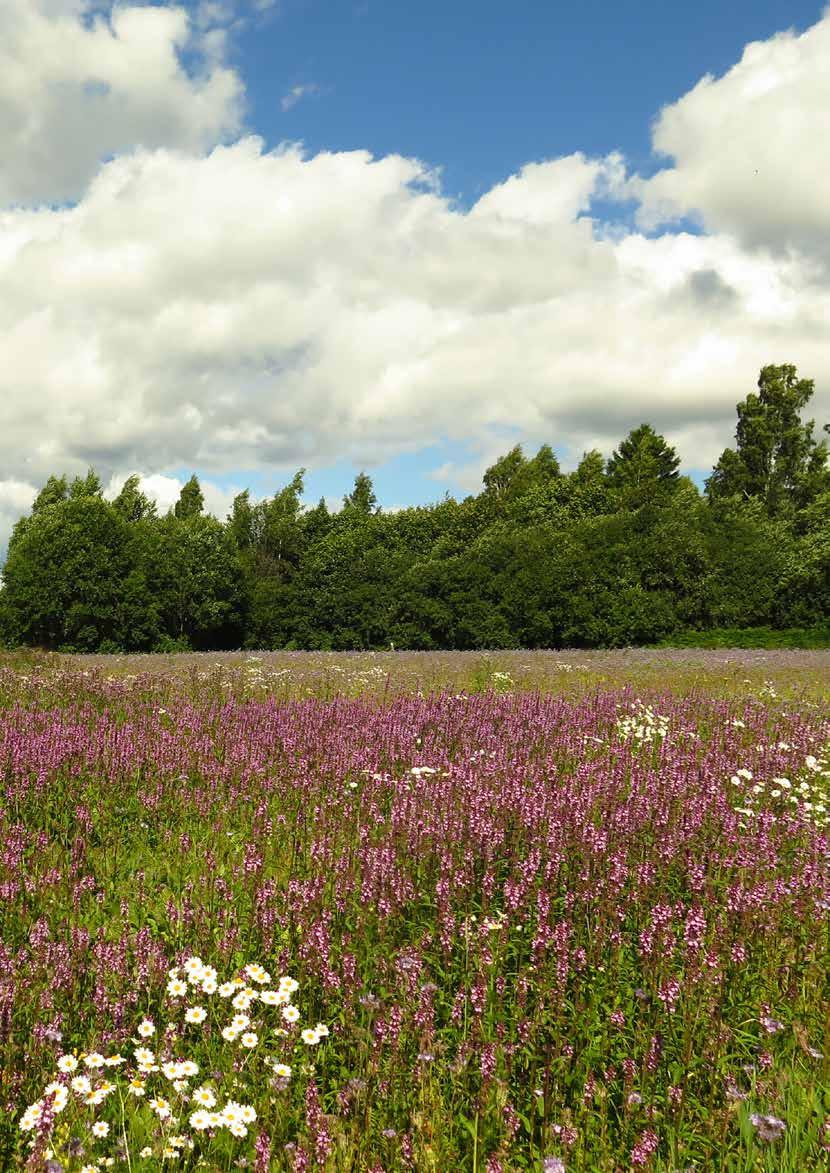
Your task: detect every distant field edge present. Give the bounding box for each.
[652,625,830,649]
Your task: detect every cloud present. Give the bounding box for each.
[0,481,38,557]
[0,1,828,556]
[632,11,830,257]
[0,0,244,206]
[471,152,627,226]
[281,83,322,112]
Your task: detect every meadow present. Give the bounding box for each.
[1,648,828,1171]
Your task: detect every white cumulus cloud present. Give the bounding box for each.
[0,0,244,205]
[632,10,830,256]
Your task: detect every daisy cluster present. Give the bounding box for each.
[18,956,328,1166]
[615,699,670,746]
[729,744,830,827]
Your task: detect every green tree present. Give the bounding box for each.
[706,364,828,515]
[31,475,69,513]
[557,450,611,518]
[258,471,306,574]
[149,514,245,649]
[174,475,205,520]
[482,445,527,501]
[342,472,378,518]
[228,490,254,552]
[69,468,103,499]
[606,424,680,508]
[1,495,128,650]
[301,497,334,546]
[112,474,157,523]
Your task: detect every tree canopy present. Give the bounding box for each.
[1,363,826,652]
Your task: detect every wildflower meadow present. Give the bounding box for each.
[1,649,828,1170]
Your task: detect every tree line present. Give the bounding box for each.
[1,364,828,652]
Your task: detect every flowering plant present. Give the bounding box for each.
[19,957,328,1169]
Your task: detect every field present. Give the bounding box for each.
[1,649,829,1171]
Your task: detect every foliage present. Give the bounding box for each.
[707,364,830,516]
[0,364,828,652]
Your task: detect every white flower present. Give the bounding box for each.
[232,990,255,1011]
[282,1005,300,1024]
[167,978,188,998]
[57,1054,79,1073]
[240,1032,258,1049]
[19,1102,43,1132]
[191,1086,217,1108]
[229,1121,248,1138]
[272,1062,292,1079]
[189,1108,212,1130]
[44,1084,69,1113]
[149,1097,171,1118]
[231,1013,250,1030]
[301,1028,321,1045]
[238,1104,257,1124]
[183,955,205,977]
[314,1022,330,1038]
[221,1026,239,1042]
[185,1006,207,1024]
[92,1121,110,1138]
[218,981,237,998]
[221,1101,242,1125]
[137,1019,155,1038]
[279,977,299,995]
[202,977,218,995]
[104,1054,125,1067]
[179,1060,199,1077]
[84,1052,105,1068]
[245,964,271,984]
[134,1047,155,1065]
[71,1075,92,1095]
[259,989,283,1005]
[140,1148,153,1159]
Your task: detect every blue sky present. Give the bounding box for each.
[0,0,828,536]
[232,0,821,205]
